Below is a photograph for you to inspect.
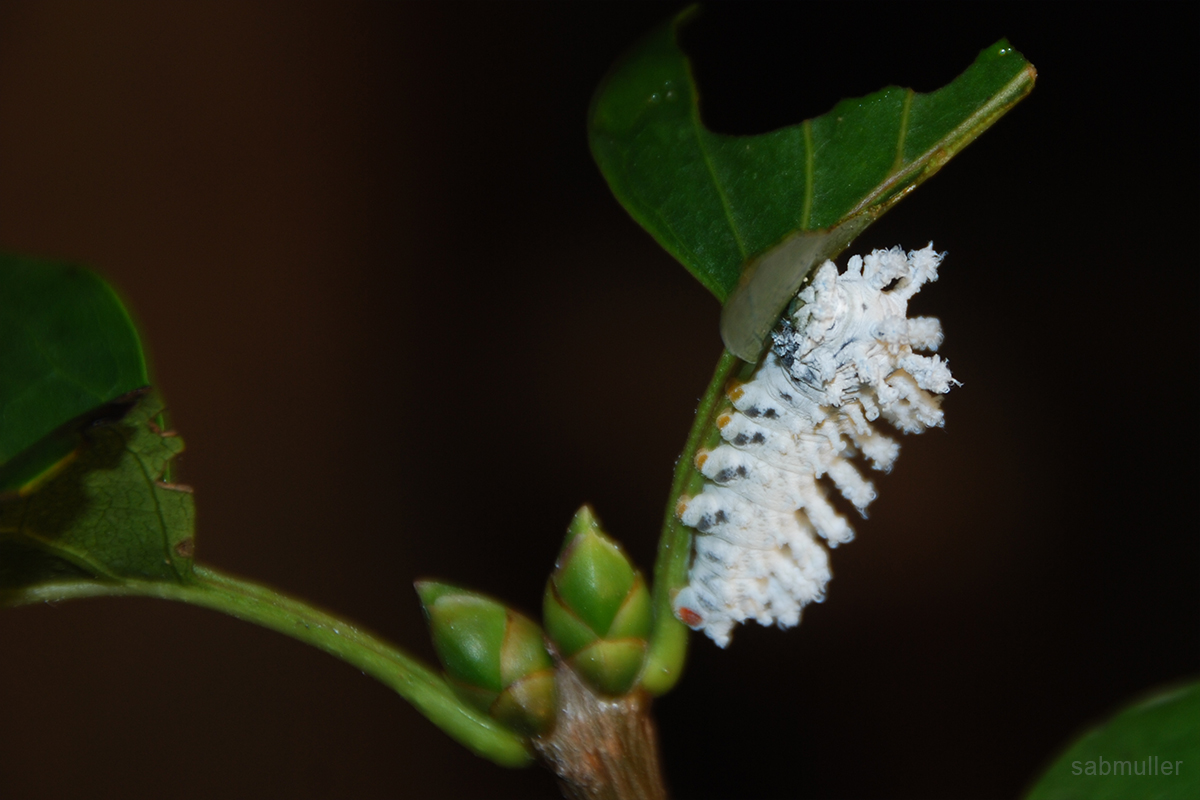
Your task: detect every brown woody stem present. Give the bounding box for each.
[534,665,669,800]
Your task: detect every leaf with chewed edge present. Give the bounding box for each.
[0,256,536,767]
[0,391,194,601]
[589,7,1035,360]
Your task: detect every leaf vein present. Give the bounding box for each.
[800,121,814,230]
[892,89,915,174]
[844,64,1035,222]
[21,322,110,399]
[691,125,747,260]
[121,425,182,581]
[0,528,115,581]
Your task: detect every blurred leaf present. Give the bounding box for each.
[0,255,543,765]
[0,391,194,601]
[1025,680,1200,800]
[588,7,1035,359]
[0,254,149,494]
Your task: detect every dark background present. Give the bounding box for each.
[0,2,1196,798]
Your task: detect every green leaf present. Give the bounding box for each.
[0,391,194,600]
[1025,680,1200,800]
[0,255,539,764]
[0,254,149,494]
[588,7,1036,360]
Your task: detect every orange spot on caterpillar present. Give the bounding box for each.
[675,497,690,518]
[677,607,703,626]
[695,451,708,469]
[727,380,745,401]
[716,414,732,429]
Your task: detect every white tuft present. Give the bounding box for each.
[673,244,955,647]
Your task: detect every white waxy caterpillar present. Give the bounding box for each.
[673,244,955,647]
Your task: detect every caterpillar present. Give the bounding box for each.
[673,244,955,647]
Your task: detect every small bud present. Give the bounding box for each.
[415,580,557,736]
[543,506,652,695]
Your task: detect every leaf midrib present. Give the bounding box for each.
[120,422,186,582]
[691,108,748,260]
[845,63,1035,222]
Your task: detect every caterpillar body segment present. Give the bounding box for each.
[674,245,955,647]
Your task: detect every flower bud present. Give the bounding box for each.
[415,580,557,736]
[543,506,652,696]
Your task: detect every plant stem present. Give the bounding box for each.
[641,348,746,695]
[535,664,668,800]
[9,564,533,768]
[6,348,755,789]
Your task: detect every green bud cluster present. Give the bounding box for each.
[543,506,652,696]
[415,581,557,736]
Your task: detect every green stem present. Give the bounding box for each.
[11,564,533,768]
[641,348,745,695]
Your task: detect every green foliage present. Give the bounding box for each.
[544,506,651,696]
[0,254,536,766]
[0,254,149,495]
[1025,680,1200,799]
[0,391,195,601]
[0,6,1054,788]
[588,7,1035,359]
[0,255,193,600]
[417,580,558,736]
